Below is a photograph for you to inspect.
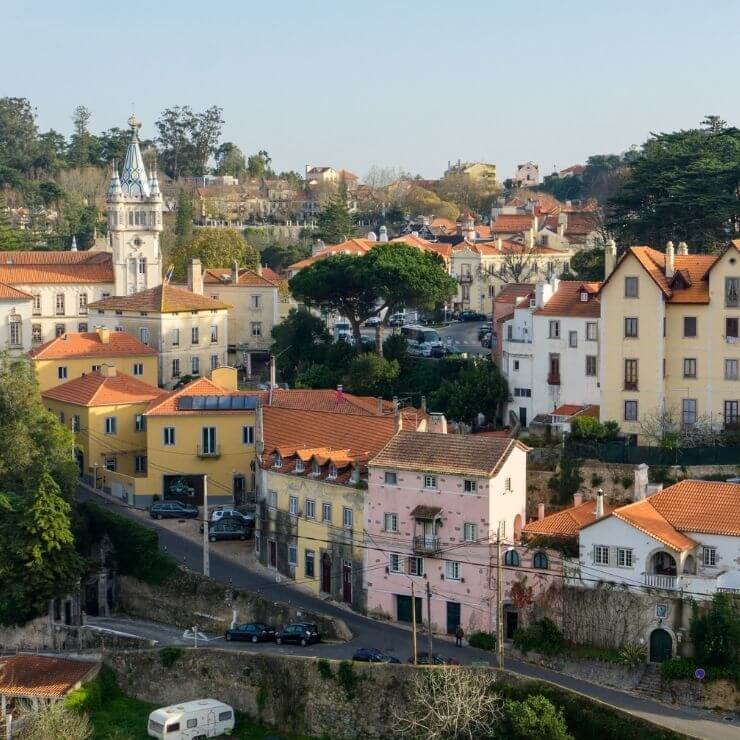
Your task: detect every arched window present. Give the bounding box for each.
[533,551,549,570]
[504,550,520,567]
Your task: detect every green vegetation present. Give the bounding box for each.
[548,455,584,505]
[512,618,564,655]
[684,593,740,678]
[618,643,648,668]
[570,416,619,442]
[502,695,572,740]
[315,185,358,244]
[468,631,497,651]
[168,226,259,280]
[316,658,333,680]
[159,647,184,669]
[660,657,738,683]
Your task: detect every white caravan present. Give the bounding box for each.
[148,699,235,739]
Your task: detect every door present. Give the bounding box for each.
[446,601,461,634]
[519,407,527,427]
[268,540,277,568]
[342,561,352,603]
[422,520,436,550]
[396,594,423,623]
[232,475,246,505]
[206,709,216,735]
[505,609,519,639]
[321,553,332,594]
[649,629,672,663]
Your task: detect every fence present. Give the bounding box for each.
[564,439,740,466]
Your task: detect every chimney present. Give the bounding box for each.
[269,355,277,389]
[255,403,265,456]
[537,502,545,520]
[533,215,539,232]
[595,488,604,518]
[376,396,383,416]
[527,228,534,249]
[394,410,403,433]
[557,223,565,238]
[665,241,675,279]
[97,326,111,344]
[256,264,263,277]
[496,237,503,251]
[677,241,689,256]
[188,258,203,295]
[231,260,239,284]
[573,493,583,507]
[604,239,617,279]
[392,396,399,413]
[379,225,388,242]
[428,412,447,434]
[101,364,116,378]
[336,384,345,402]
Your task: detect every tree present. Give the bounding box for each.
[215,142,246,177]
[315,185,357,244]
[548,454,584,505]
[689,593,740,667]
[271,308,331,386]
[503,695,572,740]
[568,247,605,281]
[346,354,400,396]
[67,105,100,167]
[98,127,132,164]
[0,97,39,179]
[0,192,30,250]
[260,242,310,271]
[174,190,194,246]
[156,105,224,178]
[246,150,273,179]
[168,227,258,280]
[607,120,740,251]
[435,172,502,216]
[489,242,542,284]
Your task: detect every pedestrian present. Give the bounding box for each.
[455,624,464,647]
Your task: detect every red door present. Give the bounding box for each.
[342,561,352,603]
[269,540,277,568]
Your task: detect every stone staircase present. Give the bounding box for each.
[636,663,664,698]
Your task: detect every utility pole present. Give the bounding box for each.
[426,581,434,660]
[497,523,504,669]
[202,475,210,577]
[410,581,418,665]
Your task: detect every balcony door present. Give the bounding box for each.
[421,520,436,549]
[202,427,217,455]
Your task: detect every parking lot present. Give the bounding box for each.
[360,320,491,358]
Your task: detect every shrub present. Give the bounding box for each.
[619,643,647,668]
[590,473,604,488]
[17,702,92,740]
[513,618,564,655]
[661,658,739,682]
[503,695,572,740]
[336,661,360,700]
[621,475,633,489]
[317,658,333,680]
[65,678,102,714]
[690,593,740,668]
[159,647,183,668]
[468,631,496,650]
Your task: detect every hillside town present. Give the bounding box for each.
[0,12,739,739]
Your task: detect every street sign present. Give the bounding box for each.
[694,668,705,680]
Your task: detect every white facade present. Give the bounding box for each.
[0,295,33,356]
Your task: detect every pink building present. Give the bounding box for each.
[364,429,533,637]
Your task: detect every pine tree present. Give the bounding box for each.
[315,184,357,244]
[175,190,194,246]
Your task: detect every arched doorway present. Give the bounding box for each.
[650,551,677,576]
[649,629,672,663]
[321,553,332,594]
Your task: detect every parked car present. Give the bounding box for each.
[210,508,254,527]
[458,310,487,322]
[478,324,493,340]
[352,648,401,664]
[364,315,382,327]
[275,622,321,646]
[148,699,234,740]
[203,518,250,542]
[430,344,446,358]
[408,652,461,666]
[149,501,198,520]
[224,622,276,643]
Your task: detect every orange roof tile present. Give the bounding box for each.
[0,250,113,284]
[534,280,601,318]
[42,370,165,407]
[612,500,696,552]
[288,239,373,271]
[145,376,249,415]
[197,267,279,288]
[0,282,33,299]
[392,234,452,260]
[491,214,534,233]
[494,283,535,303]
[88,284,231,313]
[0,655,98,699]
[29,331,157,360]
[523,499,615,537]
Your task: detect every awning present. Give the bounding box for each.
[410,505,442,519]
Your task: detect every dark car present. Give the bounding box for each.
[275,622,321,647]
[408,652,461,666]
[458,310,487,322]
[352,648,401,664]
[149,501,198,520]
[202,518,250,542]
[430,344,446,358]
[224,622,276,643]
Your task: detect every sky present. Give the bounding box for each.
[3,0,739,181]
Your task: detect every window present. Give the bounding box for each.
[624,400,638,422]
[463,523,476,542]
[726,359,739,380]
[272,453,282,468]
[328,464,338,479]
[171,328,180,346]
[191,356,200,375]
[702,547,717,567]
[568,330,578,348]
[251,322,262,337]
[624,359,638,390]
[191,326,199,345]
[242,425,254,444]
[58,411,65,424]
[504,549,520,567]
[408,556,423,576]
[104,456,117,472]
[210,325,218,343]
[305,499,316,520]
[343,507,353,529]
[163,427,175,445]
[186,718,198,729]
[135,455,147,474]
[55,323,65,337]
[9,316,21,347]
[727,318,739,338]
[548,353,560,381]
[594,545,609,565]
[683,316,697,337]
[288,546,297,566]
[92,364,101,372]
[78,322,88,332]
[134,414,145,432]
[322,502,332,522]
[201,426,217,454]
[58,366,68,380]
[624,277,638,297]
[586,322,598,341]
[504,477,512,492]
[389,553,402,573]
[295,459,304,473]
[624,317,638,338]
[726,277,739,307]
[166,723,180,733]
[617,548,633,567]
[548,320,560,339]
[78,293,88,314]
[72,415,80,432]
[585,355,597,376]
[533,551,549,569]
[133,362,143,376]
[513,360,520,371]
[681,398,697,428]
[683,358,697,378]
[305,549,315,578]
[498,519,506,538]
[384,471,397,485]
[445,561,461,580]
[32,324,41,343]
[55,293,65,315]
[289,496,298,516]
[32,294,41,315]
[463,479,477,493]
[513,387,532,397]
[311,460,320,476]
[384,513,398,532]
[251,294,261,309]
[104,417,117,435]
[139,327,149,346]
[267,490,277,509]
[724,400,739,428]
[424,475,437,489]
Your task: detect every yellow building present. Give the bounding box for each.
[600,240,740,443]
[29,328,158,392]
[41,365,166,485]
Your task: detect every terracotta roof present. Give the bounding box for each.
[260,267,283,285]
[494,283,535,303]
[552,404,587,417]
[0,250,113,284]
[145,376,252,415]
[0,282,33,299]
[392,234,452,260]
[523,499,615,537]
[42,370,166,407]
[612,500,697,552]
[563,213,598,237]
[88,284,231,312]
[0,655,98,699]
[29,331,157,360]
[288,239,373,271]
[370,431,524,477]
[491,214,534,233]
[262,389,424,420]
[559,165,585,176]
[196,267,279,288]
[430,217,457,233]
[534,280,601,318]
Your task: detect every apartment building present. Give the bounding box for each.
[599,240,740,442]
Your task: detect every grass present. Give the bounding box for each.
[563,643,623,664]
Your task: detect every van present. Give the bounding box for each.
[333,321,351,341]
[148,699,235,739]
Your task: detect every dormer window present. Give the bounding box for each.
[328,464,338,480]
[273,453,282,468]
[580,291,588,302]
[295,459,304,473]
[312,460,321,477]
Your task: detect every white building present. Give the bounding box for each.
[513,162,540,187]
[501,279,601,428]
[0,284,33,355]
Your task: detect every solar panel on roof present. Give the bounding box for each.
[192,396,206,410]
[205,396,219,409]
[178,397,193,410]
[177,394,258,411]
[217,396,230,409]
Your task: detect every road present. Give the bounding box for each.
[361,320,491,357]
[77,485,738,739]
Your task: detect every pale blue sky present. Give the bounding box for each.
[3,0,738,180]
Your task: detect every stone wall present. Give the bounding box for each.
[655,678,738,712]
[117,569,352,641]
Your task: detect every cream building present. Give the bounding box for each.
[0,284,33,355]
[599,239,740,442]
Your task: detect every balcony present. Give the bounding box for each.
[547,372,561,385]
[624,381,638,391]
[413,535,441,555]
[457,273,473,284]
[644,574,677,590]
[196,444,221,459]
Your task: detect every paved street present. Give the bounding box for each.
[78,485,739,739]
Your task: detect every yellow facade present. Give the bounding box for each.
[33,354,158,393]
